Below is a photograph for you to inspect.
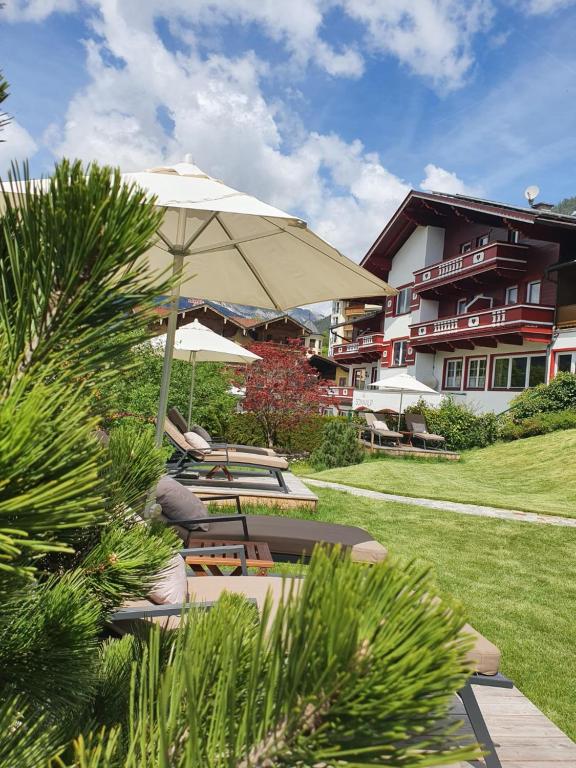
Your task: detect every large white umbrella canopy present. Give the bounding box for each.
[153,319,261,425]
[5,158,395,444]
[370,372,441,430]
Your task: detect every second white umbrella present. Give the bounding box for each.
[154,319,261,425]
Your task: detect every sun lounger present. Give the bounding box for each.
[168,407,276,456]
[111,551,510,768]
[405,414,446,449]
[155,475,387,564]
[363,412,403,446]
[164,418,290,493]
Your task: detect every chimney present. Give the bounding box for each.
[532,202,555,211]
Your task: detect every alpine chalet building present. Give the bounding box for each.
[328,191,576,413]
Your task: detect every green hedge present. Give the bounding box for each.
[225,413,340,454]
[405,398,499,451]
[509,372,576,419]
[499,409,576,441]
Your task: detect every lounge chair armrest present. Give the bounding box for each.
[110,596,258,621]
[179,545,248,575]
[170,514,249,540]
[196,494,243,515]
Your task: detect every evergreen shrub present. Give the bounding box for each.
[310,418,364,470]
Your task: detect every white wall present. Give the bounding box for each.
[552,328,576,351]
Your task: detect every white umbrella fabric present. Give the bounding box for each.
[370,372,441,430]
[5,158,395,445]
[153,319,261,425]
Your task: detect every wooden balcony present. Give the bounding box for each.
[557,304,576,329]
[326,385,354,403]
[413,242,529,298]
[410,304,554,351]
[332,333,390,364]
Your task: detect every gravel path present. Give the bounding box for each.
[304,478,576,528]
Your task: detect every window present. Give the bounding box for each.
[460,241,472,254]
[370,366,379,383]
[456,298,468,315]
[505,285,518,305]
[492,355,546,389]
[444,358,463,389]
[393,340,407,366]
[508,229,519,244]
[558,352,576,374]
[353,368,366,389]
[476,234,489,247]
[395,287,411,315]
[526,281,541,304]
[466,358,487,389]
[338,376,347,387]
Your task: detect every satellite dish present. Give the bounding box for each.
[524,185,540,206]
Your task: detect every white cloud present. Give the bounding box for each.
[3,0,78,21]
[420,163,481,196]
[519,0,576,13]
[0,120,38,177]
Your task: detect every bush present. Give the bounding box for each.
[310,418,364,470]
[499,409,576,441]
[509,372,576,419]
[225,412,339,454]
[405,397,499,451]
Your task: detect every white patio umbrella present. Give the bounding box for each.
[370,372,442,430]
[153,319,261,425]
[5,158,395,445]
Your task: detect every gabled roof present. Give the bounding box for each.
[362,190,576,273]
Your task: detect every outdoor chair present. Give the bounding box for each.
[168,407,276,456]
[155,475,388,565]
[163,417,290,494]
[404,414,446,450]
[110,548,510,768]
[363,412,403,447]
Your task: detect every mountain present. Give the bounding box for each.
[176,298,324,333]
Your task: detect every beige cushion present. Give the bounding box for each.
[147,553,187,605]
[350,539,388,564]
[413,431,445,442]
[462,623,500,675]
[205,451,288,470]
[184,431,212,456]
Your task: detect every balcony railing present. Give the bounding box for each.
[326,386,354,400]
[332,333,389,362]
[410,304,554,348]
[413,242,528,297]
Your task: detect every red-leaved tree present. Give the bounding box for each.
[243,341,332,448]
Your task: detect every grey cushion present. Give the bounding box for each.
[168,407,188,433]
[191,424,213,442]
[156,475,210,532]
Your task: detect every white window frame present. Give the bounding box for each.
[395,287,411,315]
[492,354,547,390]
[508,229,520,244]
[392,340,407,367]
[456,298,468,315]
[526,280,541,304]
[505,285,518,305]
[476,234,489,247]
[556,351,576,375]
[466,357,487,389]
[444,358,463,389]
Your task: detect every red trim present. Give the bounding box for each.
[393,282,414,316]
[463,355,488,391]
[442,356,464,390]
[550,347,576,379]
[488,350,547,391]
[389,337,411,367]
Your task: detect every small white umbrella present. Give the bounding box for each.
[153,319,261,426]
[370,372,442,430]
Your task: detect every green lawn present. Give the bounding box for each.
[250,488,576,740]
[301,429,576,517]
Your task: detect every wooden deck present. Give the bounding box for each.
[447,684,576,767]
[359,438,461,460]
[188,471,319,511]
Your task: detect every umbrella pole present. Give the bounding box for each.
[187,351,197,428]
[154,212,187,447]
[397,392,403,432]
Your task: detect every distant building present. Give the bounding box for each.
[328,190,576,413]
[153,298,324,353]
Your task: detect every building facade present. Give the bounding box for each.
[329,191,576,414]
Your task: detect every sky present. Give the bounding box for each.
[2,0,576,278]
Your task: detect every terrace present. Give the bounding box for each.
[332,332,390,363]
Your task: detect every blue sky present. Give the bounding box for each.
[2,0,576,263]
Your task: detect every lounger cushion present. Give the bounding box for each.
[191,424,212,442]
[168,407,188,433]
[147,553,188,606]
[462,623,500,675]
[184,431,212,456]
[204,451,289,470]
[186,515,387,563]
[412,431,445,443]
[156,476,210,531]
